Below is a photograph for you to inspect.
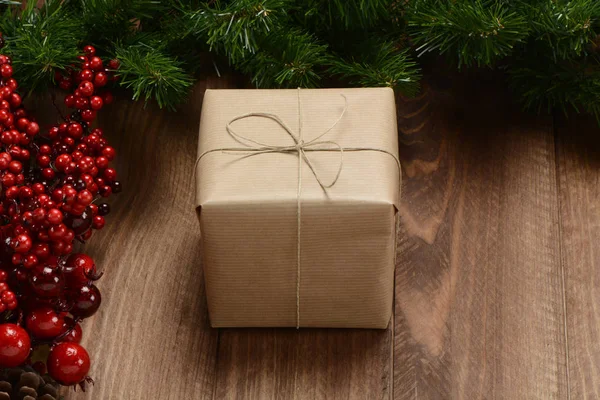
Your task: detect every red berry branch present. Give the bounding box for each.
[0,43,121,391]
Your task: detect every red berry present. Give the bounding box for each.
[17,117,29,130]
[1,64,13,78]
[6,78,17,91]
[81,109,96,122]
[8,160,22,173]
[108,59,120,70]
[41,168,55,179]
[26,307,65,339]
[83,45,96,56]
[67,122,83,138]
[69,284,101,318]
[76,189,93,206]
[79,69,94,82]
[60,318,83,344]
[59,77,73,90]
[29,265,64,297]
[100,147,115,161]
[78,81,94,97]
[0,324,31,368]
[1,290,15,305]
[95,156,109,169]
[55,154,71,171]
[9,93,21,108]
[103,168,117,181]
[63,208,93,235]
[26,121,39,136]
[47,208,63,225]
[93,72,108,87]
[18,186,32,199]
[64,94,76,108]
[63,253,96,287]
[48,343,90,385]
[92,215,105,230]
[48,223,67,241]
[23,254,38,269]
[11,234,32,253]
[89,56,103,71]
[75,96,89,109]
[90,96,103,110]
[100,185,112,197]
[32,243,50,260]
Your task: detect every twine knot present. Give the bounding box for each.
[222,92,348,190]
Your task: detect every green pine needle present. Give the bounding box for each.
[0,0,82,93]
[189,0,290,63]
[0,0,598,119]
[239,30,328,88]
[508,54,600,119]
[115,45,194,110]
[309,0,393,30]
[407,0,530,67]
[70,0,166,47]
[520,0,600,60]
[330,41,421,96]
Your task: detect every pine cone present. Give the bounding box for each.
[0,367,59,400]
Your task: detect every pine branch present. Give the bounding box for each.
[0,0,599,121]
[239,29,328,88]
[0,0,83,94]
[188,0,290,63]
[518,0,600,60]
[67,0,166,47]
[330,40,421,96]
[407,0,529,67]
[300,0,395,30]
[115,44,194,109]
[508,53,600,119]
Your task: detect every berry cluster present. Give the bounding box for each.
[0,269,16,312]
[0,45,120,389]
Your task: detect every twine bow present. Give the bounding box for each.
[196,88,401,328]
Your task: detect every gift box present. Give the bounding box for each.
[195,88,401,328]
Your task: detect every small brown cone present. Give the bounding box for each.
[0,367,59,400]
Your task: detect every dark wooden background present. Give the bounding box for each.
[38,71,598,399]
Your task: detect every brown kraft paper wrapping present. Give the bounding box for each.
[195,88,401,328]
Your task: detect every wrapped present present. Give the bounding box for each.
[195,88,401,328]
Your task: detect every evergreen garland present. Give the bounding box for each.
[1,0,600,119]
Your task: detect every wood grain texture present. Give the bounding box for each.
[394,79,568,399]
[21,72,597,399]
[555,115,600,400]
[215,328,391,399]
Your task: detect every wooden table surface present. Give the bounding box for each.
[49,73,599,399]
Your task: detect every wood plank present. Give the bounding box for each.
[20,71,580,399]
[394,79,568,399]
[215,328,391,399]
[555,114,600,400]
[30,76,240,399]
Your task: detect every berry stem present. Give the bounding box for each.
[50,90,68,122]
